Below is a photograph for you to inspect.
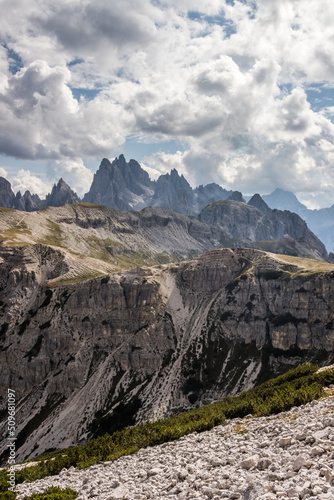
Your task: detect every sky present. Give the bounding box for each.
[0,0,334,208]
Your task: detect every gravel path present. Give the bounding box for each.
[16,392,334,500]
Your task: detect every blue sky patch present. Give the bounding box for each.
[67,58,85,67]
[279,83,334,121]
[1,41,23,74]
[305,84,334,116]
[122,136,185,163]
[71,88,102,101]
[187,10,236,38]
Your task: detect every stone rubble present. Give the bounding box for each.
[16,392,334,500]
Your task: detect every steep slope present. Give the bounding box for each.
[0,201,328,275]
[14,386,334,500]
[199,199,328,261]
[1,247,334,462]
[0,204,229,282]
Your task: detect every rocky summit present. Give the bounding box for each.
[15,383,334,499]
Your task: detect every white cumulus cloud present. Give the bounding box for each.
[0,0,334,207]
[10,169,51,197]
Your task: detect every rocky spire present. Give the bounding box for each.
[248,193,271,214]
[45,178,80,207]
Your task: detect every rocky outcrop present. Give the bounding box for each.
[1,247,334,462]
[45,178,80,207]
[151,169,195,215]
[83,155,154,210]
[228,191,245,202]
[199,200,328,261]
[262,188,334,253]
[248,193,271,214]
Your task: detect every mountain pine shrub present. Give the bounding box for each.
[1,363,333,499]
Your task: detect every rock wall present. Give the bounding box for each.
[1,247,334,462]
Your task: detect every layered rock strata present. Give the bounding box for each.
[1,247,334,462]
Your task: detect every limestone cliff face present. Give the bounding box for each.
[1,247,334,463]
[199,200,327,261]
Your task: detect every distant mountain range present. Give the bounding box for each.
[0,154,333,253]
[262,188,334,256]
[0,176,79,212]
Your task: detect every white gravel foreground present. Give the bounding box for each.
[15,392,334,500]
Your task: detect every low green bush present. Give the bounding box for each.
[1,363,333,499]
[23,487,78,499]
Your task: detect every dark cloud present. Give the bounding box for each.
[33,1,158,54]
[195,73,228,94]
[135,102,222,138]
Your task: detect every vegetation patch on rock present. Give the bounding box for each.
[1,364,333,498]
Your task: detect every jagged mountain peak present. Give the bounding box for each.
[152,167,194,215]
[228,190,245,202]
[170,167,185,179]
[157,168,187,182]
[45,178,80,207]
[248,193,271,214]
[263,187,307,213]
[83,155,153,210]
[1,155,334,253]
[100,157,112,168]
